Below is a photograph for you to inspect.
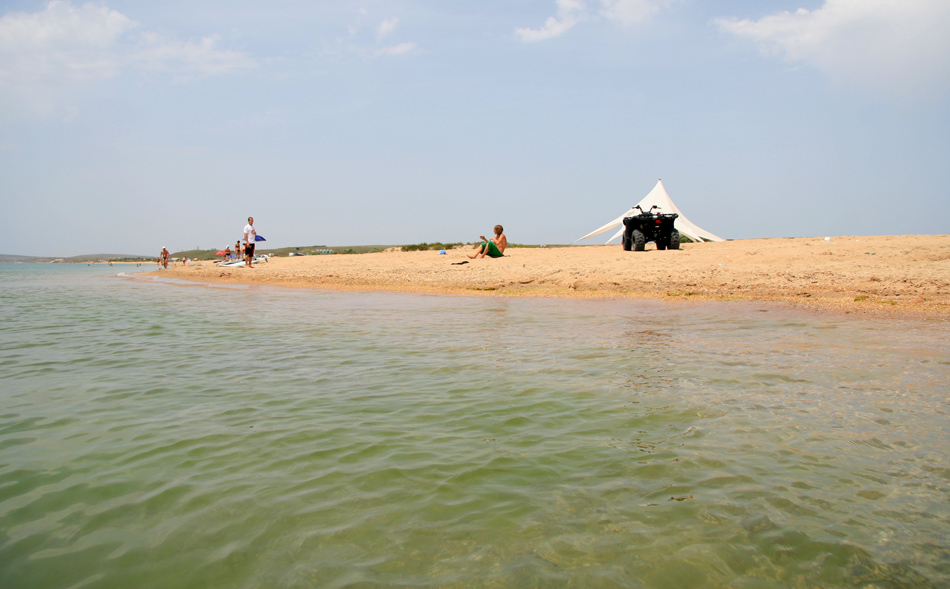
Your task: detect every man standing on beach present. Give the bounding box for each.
[244,217,257,268]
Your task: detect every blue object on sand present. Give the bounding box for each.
[255,235,266,241]
[439,250,446,255]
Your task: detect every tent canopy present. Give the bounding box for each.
[575,180,724,244]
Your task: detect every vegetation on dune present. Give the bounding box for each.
[400,242,464,252]
[400,242,572,252]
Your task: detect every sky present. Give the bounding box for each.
[2,0,949,256]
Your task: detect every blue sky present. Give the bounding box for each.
[2,0,948,256]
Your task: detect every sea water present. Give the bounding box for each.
[1,263,949,588]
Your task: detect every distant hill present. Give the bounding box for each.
[0,253,151,263]
[66,254,152,261]
[0,254,44,263]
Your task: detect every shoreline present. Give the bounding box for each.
[146,235,950,319]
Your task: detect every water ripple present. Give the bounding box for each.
[1,265,949,586]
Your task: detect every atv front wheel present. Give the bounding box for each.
[633,230,646,251]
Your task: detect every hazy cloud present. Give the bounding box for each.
[375,42,416,57]
[373,16,415,55]
[377,17,399,41]
[133,32,255,77]
[342,13,416,58]
[0,2,135,86]
[516,0,587,42]
[600,0,662,27]
[716,0,950,100]
[516,0,666,42]
[0,1,255,115]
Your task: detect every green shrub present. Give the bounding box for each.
[401,242,463,252]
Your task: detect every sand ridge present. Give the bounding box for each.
[152,235,950,317]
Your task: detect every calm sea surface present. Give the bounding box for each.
[1,263,949,588]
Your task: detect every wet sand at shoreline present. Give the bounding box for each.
[151,235,950,317]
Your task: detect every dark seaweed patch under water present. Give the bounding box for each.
[1,263,949,588]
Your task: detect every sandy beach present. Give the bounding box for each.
[152,235,950,317]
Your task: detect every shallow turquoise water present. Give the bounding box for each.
[1,263,949,587]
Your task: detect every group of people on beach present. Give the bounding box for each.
[170,217,505,269]
[217,217,259,267]
[222,243,237,261]
[227,217,504,263]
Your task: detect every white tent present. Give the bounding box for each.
[575,179,724,244]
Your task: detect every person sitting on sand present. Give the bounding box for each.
[469,225,507,259]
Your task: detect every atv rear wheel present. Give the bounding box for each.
[633,230,646,251]
[622,229,632,251]
[669,230,680,250]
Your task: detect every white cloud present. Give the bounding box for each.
[377,17,398,41]
[716,0,950,100]
[516,0,587,42]
[0,1,255,116]
[516,0,667,42]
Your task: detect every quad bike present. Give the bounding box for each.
[621,205,680,251]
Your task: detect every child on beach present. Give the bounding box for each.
[469,225,507,259]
